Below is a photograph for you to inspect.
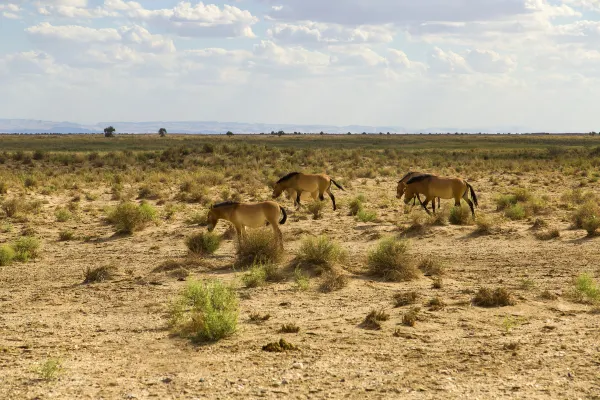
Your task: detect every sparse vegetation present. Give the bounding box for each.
[185,232,221,255]
[0,245,15,266]
[569,273,600,304]
[367,237,419,281]
[293,235,346,274]
[393,291,419,307]
[472,287,516,307]
[83,265,116,283]
[37,358,62,381]
[279,323,300,333]
[361,309,389,330]
[235,229,283,268]
[319,268,349,292]
[169,279,239,343]
[571,201,600,236]
[106,201,157,234]
[402,307,420,327]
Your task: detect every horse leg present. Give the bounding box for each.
[272,224,284,251]
[432,197,436,214]
[326,188,336,211]
[437,197,440,208]
[462,191,475,217]
[234,224,244,249]
[420,197,433,216]
[295,192,302,210]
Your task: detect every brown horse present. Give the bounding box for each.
[403,174,479,217]
[207,201,287,249]
[396,171,440,209]
[272,172,345,210]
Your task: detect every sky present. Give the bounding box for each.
[0,0,599,131]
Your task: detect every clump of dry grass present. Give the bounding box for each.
[279,324,300,333]
[248,313,270,323]
[319,268,349,292]
[402,307,420,327]
[185,232,221,255]
[293,235,346,275]
[449,204,472,225]
[417,256,445,276]
[571,201,600,236]
[307,200,325,220]
[474,214,495,235]
[235,229,283,268]
[361,309,389,330]
[262,338,299,352]
[427,297,446,311]
[568,273,600,304]
[393,291,419,307]
[83,265,116,284]
[58,229,75,241]
[367,237,419,282]
[472,287,516,307]
[535,228,560,240]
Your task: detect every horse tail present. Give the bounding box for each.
[279,206,287,225]
[330,179,345,191]
[467,182,478,207]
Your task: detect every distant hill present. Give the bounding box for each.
[0,118,543,134]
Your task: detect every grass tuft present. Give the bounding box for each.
[293,235,346,275]
[185,232,221,256]
[367,237,419,282]
[235,229,283,268]
[472,287,516,307]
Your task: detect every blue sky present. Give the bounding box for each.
[0,0,599,131]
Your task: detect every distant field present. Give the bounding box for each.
[1,133,600,399]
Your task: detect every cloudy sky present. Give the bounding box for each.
[0,0,599,130]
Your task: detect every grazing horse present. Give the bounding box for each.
[207,201,287,249]
[403,174,479,217]
[272,172,345,211]
[396,171,440,209]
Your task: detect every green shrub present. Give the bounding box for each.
[504,204,526,220]
[169,279,239,343]
[294,267,310,291]
[570,273,600,304]
[348,195,365,216]
[12,236,40,262]
[106,201,157,234]
[319,268,349,292]
[495,194,517,211]
[367,237,419,281]
[185,232,221,255]
[357,209,377,222]
[0,182,7,194]
[55,207,72,222]
[0,245,15,266]
[293,235,346,274]
[513,188,532,202]
[307,200,324,220]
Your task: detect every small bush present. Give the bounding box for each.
[262,338,299,352]
[279,324,300,333]
[417,256,445,276]
[319,268,349,292]
[293,235,346,274]
[235,229,283,268]
[294,267,310,291]
[106,201,157,234]
[185,211,208,226]
[357,208,377,223]
[169,279,239,343]
[186,232,221,255]
[367,237,419,282]
[348,196,365,216]
[307,201,324,220]
[241,262,284,288]
[55,207,72,222]
[535,229,560,240]
[513,188,532,202]
[495,194,517,211]
[449,204,472,225]
[428,208,448,226]
[393,291,419,307]
[569,273,600,304]
[427,297,446,311]
[402,307,420,327]
[504,204,526,220]
[572,201,600,235]
[474,214,494,234]
[12,236,40,262]
[0,245,15,266]
[472,287,516,307]
[2,198,21,217]
[0,182,7,194]
[59,230,75,241]
[83,265,115,283]
[362,309,389,330]
[37,358,62,381]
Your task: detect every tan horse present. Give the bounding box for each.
[272,172,345,210]
[403,174,479,217]
[396,171,440,209]
[207,201,287,249]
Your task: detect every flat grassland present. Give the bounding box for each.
[1,134,600,399]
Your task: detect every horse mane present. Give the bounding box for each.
[276,172,300,184]
[406,174,433,185]
[399,171,419,183]
[212,201,240,209]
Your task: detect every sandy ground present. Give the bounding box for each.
[1,176,600,400]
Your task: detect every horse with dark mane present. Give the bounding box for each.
[272,172,345,211]
[403,174,479,217]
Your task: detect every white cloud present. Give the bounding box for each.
[466,49,517,73]
[267,22,394,47]
[107,1,258,38]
